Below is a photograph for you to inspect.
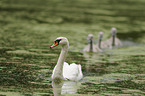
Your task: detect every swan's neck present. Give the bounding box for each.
[112,34,115,46]
[53,44,69,80]
[89,39,93,52]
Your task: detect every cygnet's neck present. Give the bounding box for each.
[98,36,102,49]
[89,39,93,52]
[112,33,116,46]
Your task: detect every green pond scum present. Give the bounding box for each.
[0,0,145,96]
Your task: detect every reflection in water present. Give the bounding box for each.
[83,52,107,75]
[61,81,81,94]
[52,81,63,96]
[52,81,81,95]
[83,52,98,74]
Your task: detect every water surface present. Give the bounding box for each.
[0,45,145,96]
[0,0,145,95]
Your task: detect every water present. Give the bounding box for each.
[1,0,145,95]
[0,44,145,96]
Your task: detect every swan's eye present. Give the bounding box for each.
[55,39,62,44]
[50,39,62,48]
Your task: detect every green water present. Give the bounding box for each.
[0,0,145,96]
[1,46,145,96]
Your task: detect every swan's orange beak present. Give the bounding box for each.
[50,41,59,48]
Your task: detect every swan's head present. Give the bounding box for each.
[88,34,93,39]
[87,34,93,44]
[98,32,103,40]
[50,37,69,48]
[111,27,117,36]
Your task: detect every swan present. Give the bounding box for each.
[83,34,98,52]
[104,27,122,49]
[95,32,108,52]
[50,37,83,82]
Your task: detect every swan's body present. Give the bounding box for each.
[52,62,83,81]
[63,62,83,81]
[83,34,99,52]
[104,28,122,49]
[51,37,83,82]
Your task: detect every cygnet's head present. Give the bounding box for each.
[111,27,117,36]
[50,37,68,48]
[88,34,93,39]
[98,32,103,39]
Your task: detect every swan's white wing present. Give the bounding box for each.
[63,62,83,81]
[63,62,71,80]
[76,64,83,81]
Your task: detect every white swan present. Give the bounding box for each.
[104,27,122,49]
[83,34,98,52]
[50,37,83,82]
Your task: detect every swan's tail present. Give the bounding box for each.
[77,64,83,81]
